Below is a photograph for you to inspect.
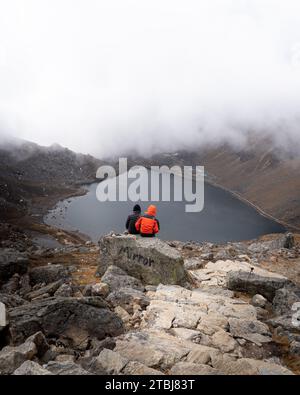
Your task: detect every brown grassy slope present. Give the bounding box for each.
[198,145,300,228]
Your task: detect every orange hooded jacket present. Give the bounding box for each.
[135,205,160,235]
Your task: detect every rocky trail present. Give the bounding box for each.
[1,229,300,375]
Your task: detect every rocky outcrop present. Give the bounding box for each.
[170,362,219,375]
[0,293,27,308]
[114,330,194,370]
[8,297,124,347]
[0,230,299,375]
[184,258,206,271]
[0,341,37,375]
[272,285,300,315]
[54,283,74,298]
[248,233,295,253]
[101,265,144,292]
[107,288,150,314]
[108,272,296,375]
[29,264,71,285]
[214,357,294,375]
[228,318,272,346]
[290,341,300,357]
[0,249,28,286]
[45,361,92,375]
[97,234,187,285]
[0,332,48,375]
[0,139,103,221]
[93,348,128,375]
[27,280,64,301]
[267,284,300,345]
[13,360,53,375]
[122,360,162,375]
[110,285,247,371]
[79,347,162,375]
[226,268,289,301]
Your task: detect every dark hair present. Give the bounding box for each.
[133,204,141,213]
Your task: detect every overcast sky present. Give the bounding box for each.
[0,0,300,157]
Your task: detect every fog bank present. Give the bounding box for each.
[1,1,300,157]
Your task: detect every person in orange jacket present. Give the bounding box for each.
[135,205,160,237]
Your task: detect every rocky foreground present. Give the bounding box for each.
[1,232,300,375]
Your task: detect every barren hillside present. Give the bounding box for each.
[0,141,103,220]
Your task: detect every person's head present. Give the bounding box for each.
[133,204,141,213]
[146,205,157,216]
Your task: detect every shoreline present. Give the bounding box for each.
[142,163,297,231]
[23,169,299,246]
[204,176,300,232]
[39,185,92,243]
[7,184,93,246]
[41,178,295,245]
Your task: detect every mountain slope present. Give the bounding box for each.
[0,140,103,220]
[195,145,300,229]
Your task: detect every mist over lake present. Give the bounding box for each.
[44,171,285,243]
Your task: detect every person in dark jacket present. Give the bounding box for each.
[126,204,141,234]
[135,205,160,237]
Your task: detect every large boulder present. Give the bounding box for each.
[1,273,21,294]
[13,361,52,375]
[13,361,52,376]
[228,318,272,345]
[27,280,64,301]
[122,361,162,375]
[248,233,295,254]
[114,330,192,370]
[97,235,187,285]
[0,332,48,375]
[29,264,71,285]
[7,297,124,346]
[282,233,295,249]
[0,249,28,286]
[25,331,50,358]
[272,285,300,315]
[45,361,92,375]
[170,362,219,375]
[0,293,27,308]
[0,336,37,375]
[184,258,206,271]
[290,341,300,357]
[114,329,225,372]
[210,330,238,353]
[101,265,144,292]
[189,259,274,288]
[107,287,150,314]
[91,348,128,375]
[54,283,74,298]
[216,357,294,375]
[226,270,290,301]
[268,313,300,333]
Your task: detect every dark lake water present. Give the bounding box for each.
[44,173,285,243]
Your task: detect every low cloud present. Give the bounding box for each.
[0,0,300,157]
